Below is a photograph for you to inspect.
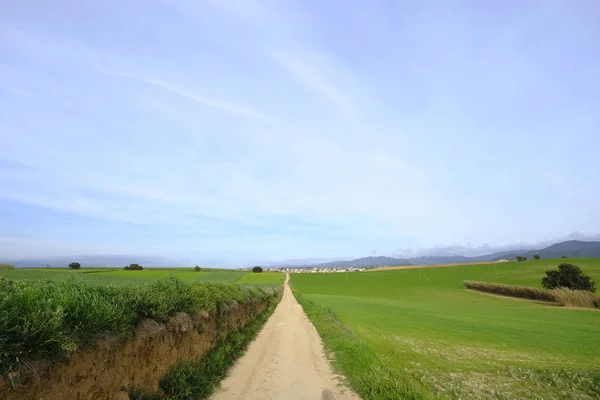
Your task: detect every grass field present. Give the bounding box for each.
[0,268,279,285]
[236,272,285,286]
[292,259,600,400]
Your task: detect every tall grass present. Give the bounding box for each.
[0,276,278,375]
[464,280,600,309]
[551,288,600,309]
[463,280,556,301]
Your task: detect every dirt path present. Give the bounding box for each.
[210,274,360,400]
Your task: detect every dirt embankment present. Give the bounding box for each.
[210,274,359,400]
[0,301,267,400]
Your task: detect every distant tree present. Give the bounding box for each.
[561,255,568,258]
[125,263,143,271]
[252,266,263,273]
[0,264,16,270]
[68,262,81,269]
[516,256,527,262]
[542,263,596,292]
[533,254,541,260]
[124,265,130,270]
[194,266,201,272]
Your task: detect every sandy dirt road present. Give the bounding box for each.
[210,274,360,400]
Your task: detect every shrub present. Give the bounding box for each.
[562,255,568,258]
[533,254,541,260]
[0,263,16,269]
[516,256,527,262]
[551,287,600,309]
[194,266,201,272]
[463,280,555,302]
[464,280,600,310]
[68,262,81,269]
[542,263,596,292]
[252,266,263,273]
[125,263,143,271]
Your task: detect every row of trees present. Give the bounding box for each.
[66,262,145,270]
[516,254,570,262]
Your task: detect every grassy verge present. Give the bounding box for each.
[130,293,281,400]
[464,280,600,309]
[0,276,276,375]
[293,292,435,400]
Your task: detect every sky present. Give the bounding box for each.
[1,1,599,267]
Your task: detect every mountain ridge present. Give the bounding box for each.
[304,240,600,268]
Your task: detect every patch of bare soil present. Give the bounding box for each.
[373,261,506,271]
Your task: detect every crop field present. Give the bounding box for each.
[236,272,285,286]
[0,268,279,285]
[292,259,600,400]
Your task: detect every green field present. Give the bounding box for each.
[236,272,285,285]
[292,259,600,400]
[0,268,279,285]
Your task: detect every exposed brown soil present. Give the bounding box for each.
[0,302,267,400]
[372,261,506,271]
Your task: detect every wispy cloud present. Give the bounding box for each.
[97,68,276,124]
[1,0,599,264]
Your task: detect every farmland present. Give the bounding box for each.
[0,268,281,286]
[292,259,600,399]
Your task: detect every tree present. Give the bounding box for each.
[0,264,16,270]
[533,254,541,260]
[194,266,201,272]
[516,256,527,262]
[542,263,596,292]
[125,263,143,270]
[561,255,568,258]
[68,262,81,269]
[252,266,263,273]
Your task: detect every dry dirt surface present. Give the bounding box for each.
[373,260,505,271]
[210,274,360,400]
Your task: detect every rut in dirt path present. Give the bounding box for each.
[210,274,360,400]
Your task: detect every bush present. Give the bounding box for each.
[562,255,568,258]
[533,254,541,260]
[542,263,596,292]
[68,262,81,269]
[194,266,201,272]
[125,263,143,271]
[252,266,263,273]
[516,256,527,262]
[0,263,16,269]
[463,280,555,301]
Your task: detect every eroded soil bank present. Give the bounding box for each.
[0,301,267,400]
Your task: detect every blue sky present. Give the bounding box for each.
[1,1,599,267]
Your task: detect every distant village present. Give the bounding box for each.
[239,266,367,273]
